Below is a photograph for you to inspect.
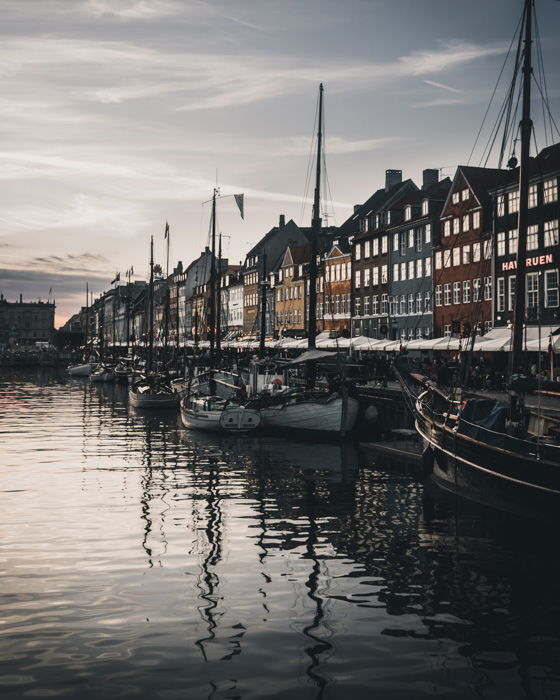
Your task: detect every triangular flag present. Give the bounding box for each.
[164,221,169,239]
[234,193,244,220]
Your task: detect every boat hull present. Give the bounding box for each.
[258,395,359,435]
[180,403,261,433]
[68,363,94,377]
[129,390,179,409]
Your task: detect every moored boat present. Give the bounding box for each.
[180,393,260,433]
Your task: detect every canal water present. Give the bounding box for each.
[1,369,559,700]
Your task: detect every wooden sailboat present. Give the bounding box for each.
[394,0,560,515]
[247,84,359,437]
[129,235,178,408]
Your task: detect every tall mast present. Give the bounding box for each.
[84,282,89,350]
[148,235,154,373]
[216,232,222,359]
[208,188,217,368]
[308,83,323,350]
[259,248,267,357]
[509,0,533,420]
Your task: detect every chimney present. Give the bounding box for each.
[385,169,402,191]
[422,168,439,190]
[353,204,361,214]
[279,214,285,228]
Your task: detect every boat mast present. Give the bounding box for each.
[208,188,217,368]
[216,232,222,359]
[308,83,323,350]
[148,235,154,373]
[84,282,89,356]
[509,0,533,422]
[259,248,267,357]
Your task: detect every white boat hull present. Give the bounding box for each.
[181,403,261,433]
[129,389,179,408]
[90,370,116,383]
[258,395,359,434]
[68,363,95,377]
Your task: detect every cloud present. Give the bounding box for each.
[4,252,110,276]
[412,97,469,109]
[398,40,507,77]
[423,79,463,94]
[85,0,183,20]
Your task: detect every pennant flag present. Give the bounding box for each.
[111,272,120,285]
[130,266,134,276]
[234,193,244,219]
[164,221,169,239]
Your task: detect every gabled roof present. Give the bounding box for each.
[442,166,508,213]
[488,141,560,192]
[338,178,418,234]
[283,243,311,266]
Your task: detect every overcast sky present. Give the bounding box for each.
[1,0,559,326]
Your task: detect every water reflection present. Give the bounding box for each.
[1,371,559,699]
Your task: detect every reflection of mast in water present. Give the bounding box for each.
[195,459,224,662]
[302,479,334,700]
[140,422,155,568]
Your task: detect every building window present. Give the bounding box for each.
[462,245,471,265]
[424,291,431,312]
[372,295,379,314]
[354,298,362,316]
[373,267,379,285]
[443,220,451,237]
[463,214,470,232]
[484,320,493,334]
[425,257,431,277]
[415,228,423,252]
[416,292,423,313]
[473,278,481,302]
[527,224,539,251]
[508,229,518,255]
[484,240,492,259]
[444,324,451,337]
[453,217,460,235]
[405,205,412,221]
[390,296,397,316]
[381,236,388,254]
[497,231,506,257]
[463,280,471,303]
[425,223,431,243]
[355,270,361,288]
[509,190,519,214]
[363,296,370,316]
[435,285,443,306]
[400,262,406,280]
[393,234,399,252]
[544,178,558,204]
[355,244,361,261]
[497,277,505,312]
[364,240,370,258]
[484,276,492,300]
[453,281,461,304]
[444,283,451,306]
[545,269,559,308]
[400,294,406,314]
[408,293,414,314]
[393,263,399,282]
[443,250,451,268]
[528,183,538,208]
[363,268,371,286]
[452,192,460,204]
[416,259,423,278]
[381,294,388,314]
[526,272,539,308]
[408,229,414,248]
[453,247,460,266]
[461,188,469,201]
[422,200,429,216]
[381,265,388,283]
[497,194,505,216]
[372,239,379,256]
[408,260,415,279]
[544,220,559,247]
[399,233,406,255]
[472,211,481,229]
[508,276,516,311]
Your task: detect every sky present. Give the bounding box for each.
[0,0,559,327]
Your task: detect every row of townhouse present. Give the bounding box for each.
[75,142,560,346]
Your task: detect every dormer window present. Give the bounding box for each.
[386,210,391,225]
[422,199,429,216]
[461,188,469,201]
[452,192,460,204]
[375,214,380,228]
[405,205,412,221]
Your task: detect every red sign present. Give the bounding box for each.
[501,254,552,271]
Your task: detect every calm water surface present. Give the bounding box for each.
[1,369,560,699]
